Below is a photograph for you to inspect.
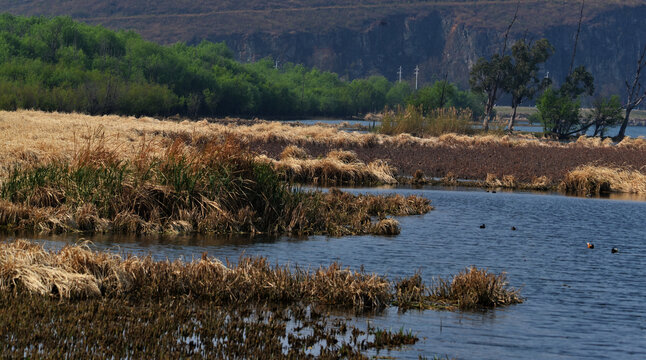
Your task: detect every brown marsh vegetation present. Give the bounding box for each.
[0,239,524,311]
[559,165,646,195]
[0,131,430,235]
[2,110,645,195]
[394,267,524,311]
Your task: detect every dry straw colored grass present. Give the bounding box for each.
[394,267,524,311]
[379,105,475,137]
[1,240,522,313]
[431,267,523,310]
[264,145,397,185]
[0,239,392,310]
[559,165,646,195]
[483,174,553,191]
[0,124,432,235]
[3,109,642,174]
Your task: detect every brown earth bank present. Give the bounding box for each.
[249,140,646,184]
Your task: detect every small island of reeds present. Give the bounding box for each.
[0,239,523,358]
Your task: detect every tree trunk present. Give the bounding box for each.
[616,107,633,141]
[483,91,498,131]
[507,105,518,132]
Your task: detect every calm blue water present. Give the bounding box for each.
[16,187,646,359]
[283,119,646,138]
[510,125,646,138]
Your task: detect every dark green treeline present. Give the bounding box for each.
[0,14,483,118]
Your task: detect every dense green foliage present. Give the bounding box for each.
[537,66,598,138]
[0,14,433,118]
[407,80,484,119]
[0,14,485,119]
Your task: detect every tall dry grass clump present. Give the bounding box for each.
[266,146,397,185]
[430,267,523,310]
[0,135,431,235]
[559,165,646,195]
[379,105,475,137]
[1,240,522,313]
[0,240,392,310]
[393,266,523,311]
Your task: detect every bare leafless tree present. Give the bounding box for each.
[569,0,585,76]
[616,43,646,141]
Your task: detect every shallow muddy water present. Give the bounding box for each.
[10,187,646,359]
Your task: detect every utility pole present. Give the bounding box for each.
[397,66,402,83]
[414,66,419,90]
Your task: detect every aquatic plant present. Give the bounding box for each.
[394,267,524,311]
[379,105,475,137]
[559,165,646,195]
[1,240,523,313]
[0,137,431,235]
[366,325,418,350]
[0,292,382,359]
[0,240,392,310]
[262,146,397,185]
[430,266,524,310]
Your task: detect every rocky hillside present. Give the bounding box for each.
[0,0,644,96]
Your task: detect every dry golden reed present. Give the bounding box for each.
[265,146,397,185]
[3,109,640,175]
[1,240,521,312]
[430,266,524,310]
[393,266,523,311]
[0,131,431,235]
[559,165,646,195]
[0,240,392,310]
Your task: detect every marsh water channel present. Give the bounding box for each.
[10,186,646,359]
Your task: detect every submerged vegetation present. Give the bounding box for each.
[0,135,430,235]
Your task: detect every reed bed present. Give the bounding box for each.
[0,239,519,356]
[394,267,524,311]
[483,174,554,191]
[0,136,430,235]
[261,145,397,185]
[1,240,521,311]
[3,110,644,191]
[379,105,475,137]
[0,240,391,310]
[4,110,643,168]
[559,165,646,195]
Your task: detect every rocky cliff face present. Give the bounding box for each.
[209,5,646,98]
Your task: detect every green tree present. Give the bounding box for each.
[469,54,512,130]
[504,38,554,131]
[537,66,595,138]
[588,95,623,137]
[536,88,581,137]
[386,82,412,108]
